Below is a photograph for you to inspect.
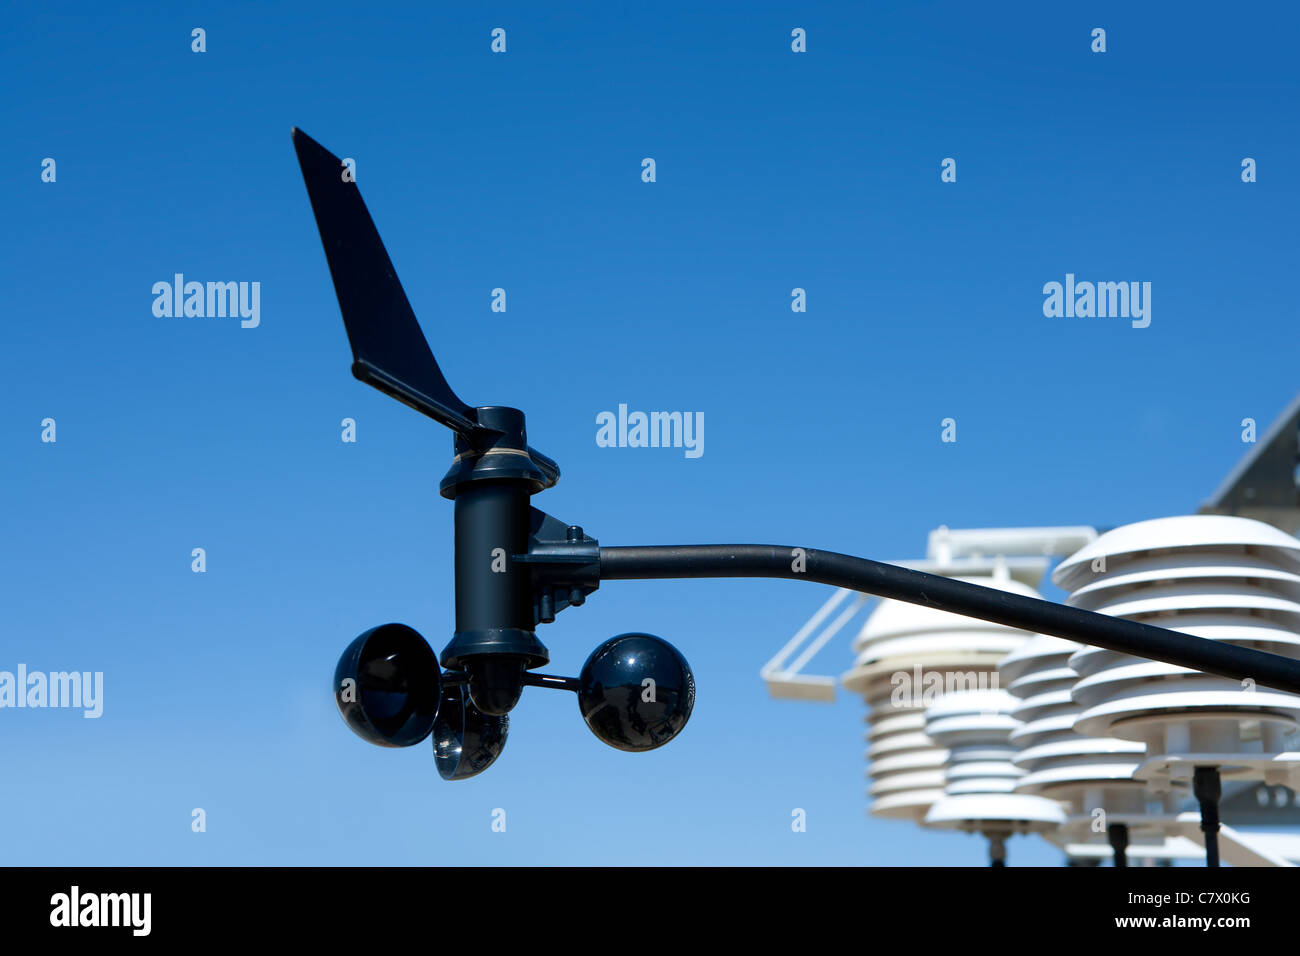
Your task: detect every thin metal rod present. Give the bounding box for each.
[598,544,1300,696]
[1107,823,1129,868]
[520,672,580,692]
[1194,767,1222,868]
[988,834,1007,867]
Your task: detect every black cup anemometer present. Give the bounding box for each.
[293,128,1300,796]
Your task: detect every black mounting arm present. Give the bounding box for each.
[595,544,1300,696]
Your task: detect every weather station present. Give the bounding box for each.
[292,128,1300,864]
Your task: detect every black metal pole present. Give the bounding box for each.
[1193,767,1222,868]
[598,544,1300,696]
[1107,823,1129,867]
[988,834,1007,867]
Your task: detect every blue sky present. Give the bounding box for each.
[2,1,1297,865]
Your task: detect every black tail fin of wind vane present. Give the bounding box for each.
[292,127,559,487]
[291,127,480,435]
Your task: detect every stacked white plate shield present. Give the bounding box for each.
[922,687,1066,861]
[1053,515,1300,790]
[841,573,1052,824]
[999,634,1184,853]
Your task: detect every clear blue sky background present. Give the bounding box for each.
[3,1,1297,866]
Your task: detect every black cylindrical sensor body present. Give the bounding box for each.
[451,480,539,652]
[439,407,549,714]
